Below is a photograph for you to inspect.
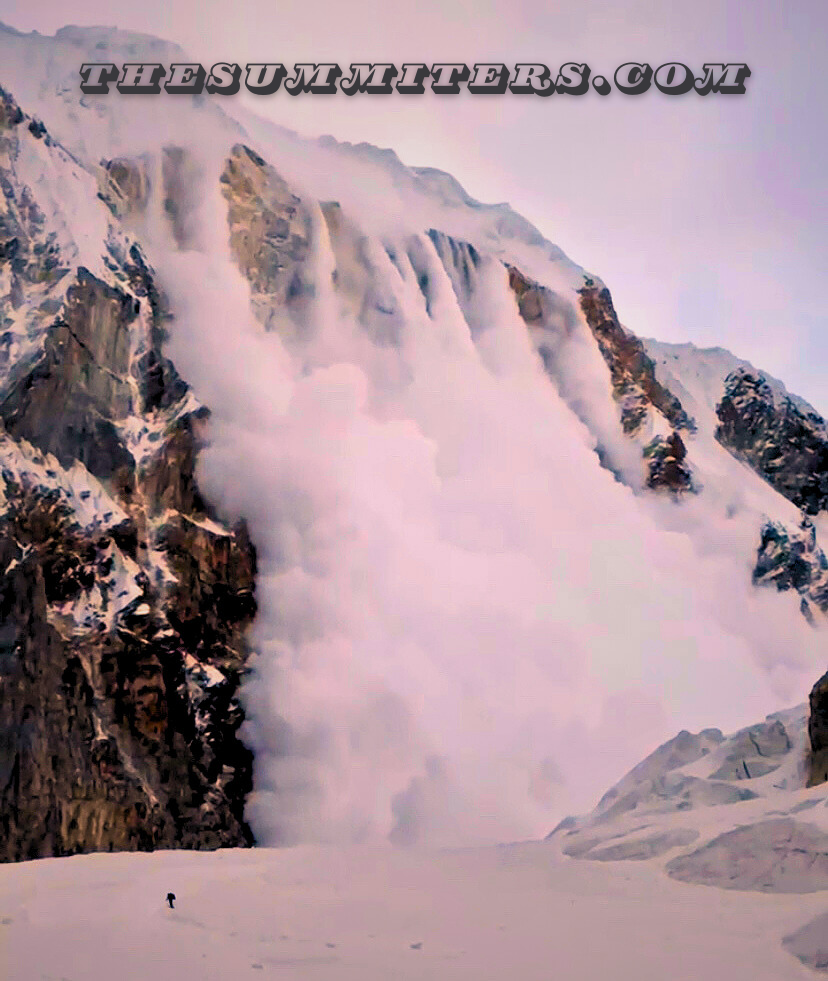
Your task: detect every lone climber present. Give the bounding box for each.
[166,892,176,909]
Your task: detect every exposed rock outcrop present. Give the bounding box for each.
[0,87,69,344]
[643,431,694,494]
[0,411,257,862]
[506,264,581,340]
[577,283,694,436]
[505,269,697,492]
[0,87,257,860]
[220,143,313,331]
[808,671,828,787]
[0,267,137,489]
[98,157,151,220]
[753,516,828,621]
[716,368,828,514]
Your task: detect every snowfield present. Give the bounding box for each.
[1,838,826,981]
[4,702,828,978]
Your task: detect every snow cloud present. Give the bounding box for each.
[5,18,822,847]
[147,135,820,847]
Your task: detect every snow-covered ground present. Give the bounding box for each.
[1,838,824,981]
[5,704,828,979]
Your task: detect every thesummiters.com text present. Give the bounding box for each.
[80,62,751,97]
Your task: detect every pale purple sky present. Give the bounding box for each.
[3,0,826,410]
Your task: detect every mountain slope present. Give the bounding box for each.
[0,83,256,858]
[0,21,825,857]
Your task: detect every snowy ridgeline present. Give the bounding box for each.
[552,704,828,884]
[0,17,826,859]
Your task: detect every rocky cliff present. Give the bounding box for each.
[753,516,828,622]
[716,368,828,515]
[0,86,255,860]
[808,671,828,786]
[577,283,694,437]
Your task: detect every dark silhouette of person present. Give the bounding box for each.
[166,892,176,909]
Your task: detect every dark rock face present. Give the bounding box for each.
[753,516,828,621]
[577,284,694,436]
[644,432,694,494]
[506,265,580,338]
[0,474,255,860]
[0,268,137,487]
[0,86,24,130]
[0,90,68,333]
[220,143,313,329]
[716,368,828,515]
[808,671,828,787]
[0,86,256,861]
[98,157,151,220]
[507,270,697,490]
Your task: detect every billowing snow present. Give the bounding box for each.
[0,20,825,853]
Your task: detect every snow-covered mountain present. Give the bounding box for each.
[0,21,827,862]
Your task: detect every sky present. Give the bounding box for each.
[1,0,825,410]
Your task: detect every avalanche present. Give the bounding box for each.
[0,20,824,853]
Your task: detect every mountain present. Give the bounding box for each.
[0,82,256,858]
[0,22,826,859]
